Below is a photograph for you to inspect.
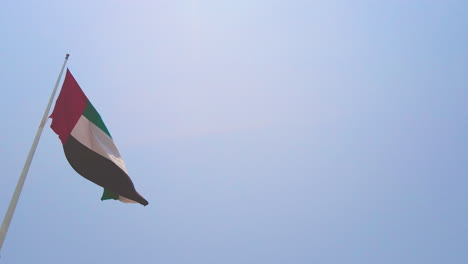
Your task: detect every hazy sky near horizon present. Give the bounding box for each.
[1,0,468,263]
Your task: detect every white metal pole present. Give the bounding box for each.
[0,54,70,253]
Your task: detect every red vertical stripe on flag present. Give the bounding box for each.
[50,69,88,144]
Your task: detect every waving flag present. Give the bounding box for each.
[50,69,148,206]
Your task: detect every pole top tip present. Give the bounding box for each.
[65,54,70,59]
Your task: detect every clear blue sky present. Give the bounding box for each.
[1,0,467,263]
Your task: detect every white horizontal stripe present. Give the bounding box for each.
[118,196,137,203]
[71,116,128,174]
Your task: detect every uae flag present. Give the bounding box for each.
[50,69,148,206]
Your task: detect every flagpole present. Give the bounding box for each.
[0,54,70,254]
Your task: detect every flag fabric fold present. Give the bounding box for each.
[50,69,148,206]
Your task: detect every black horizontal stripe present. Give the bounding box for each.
[63,135,148,206]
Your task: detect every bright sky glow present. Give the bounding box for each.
[0,0,467,263]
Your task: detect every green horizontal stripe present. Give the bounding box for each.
[82,101,112,138]
[101,189,119,201]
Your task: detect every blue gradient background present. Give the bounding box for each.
[1,0,467,263]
